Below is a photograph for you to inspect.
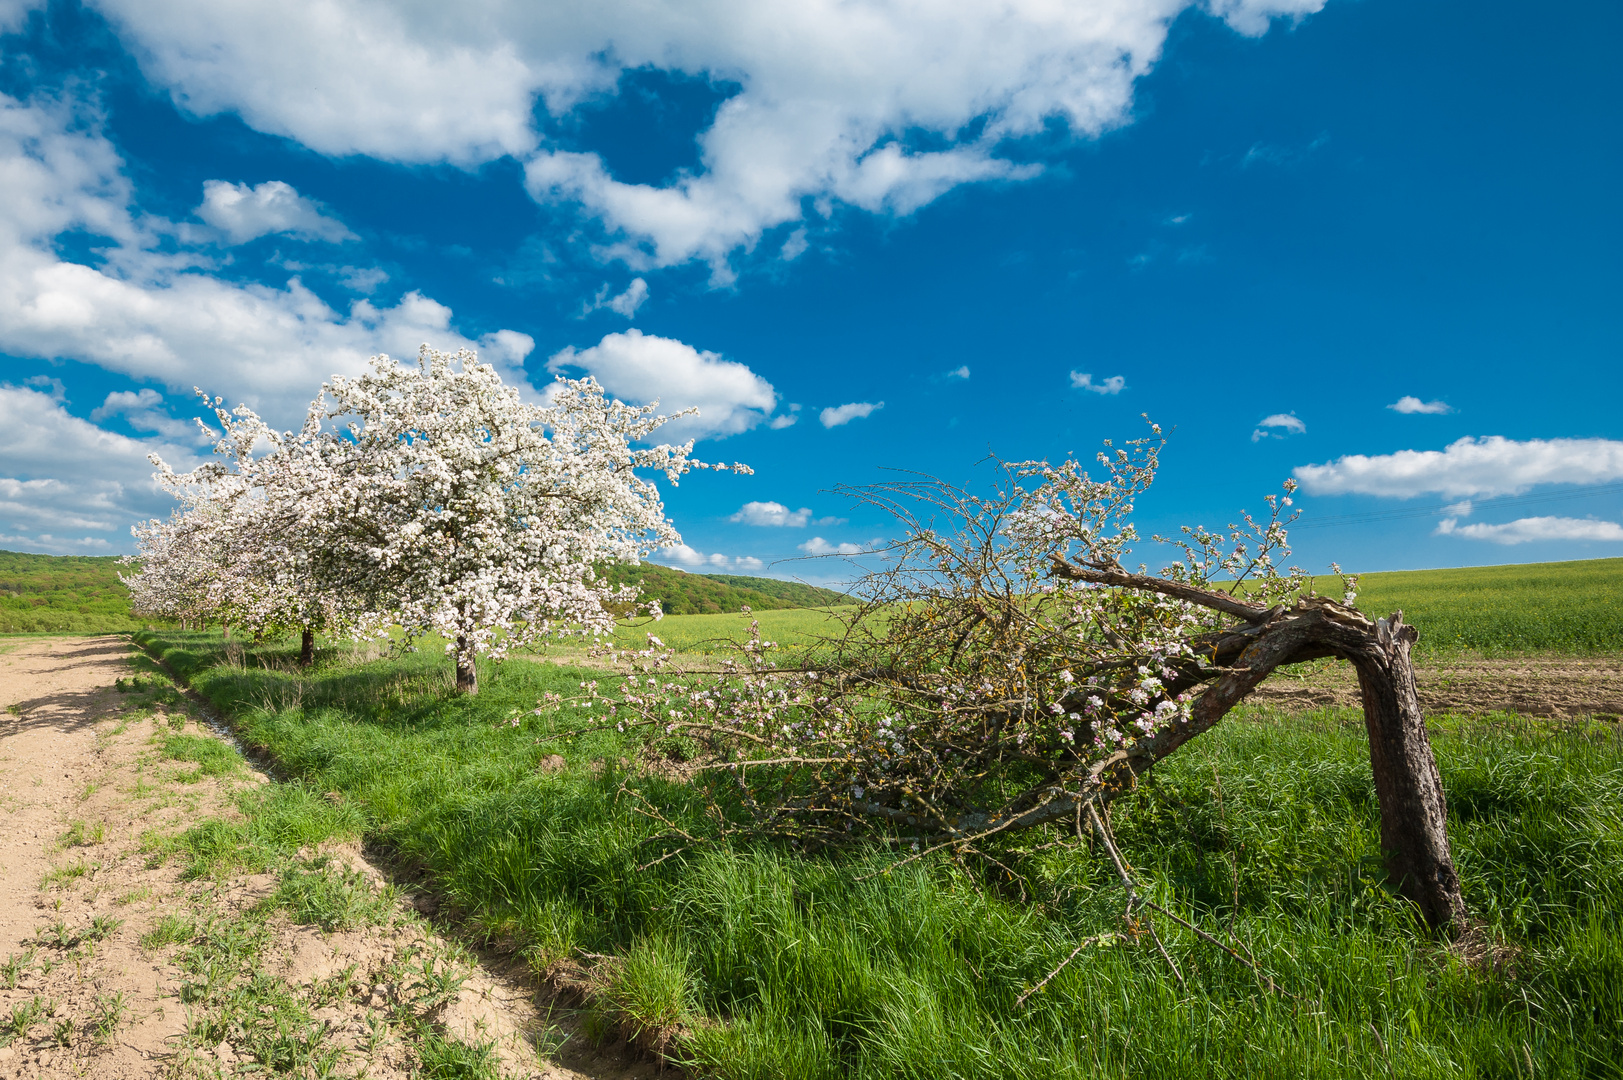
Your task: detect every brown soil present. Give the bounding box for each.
[1247,653,1623,720]
[0,637,664,1080]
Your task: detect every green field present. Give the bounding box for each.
[137,630,1623,1079]
[1327,558,1623,653]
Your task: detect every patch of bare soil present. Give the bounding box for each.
[0,637,665,1080]
[1248,652,1623,720]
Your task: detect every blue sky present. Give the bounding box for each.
[0,0,1619,583]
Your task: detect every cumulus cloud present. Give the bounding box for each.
[87,0,1324,271]
[0,93,538,425]
[819,401,882,429]
[1069,372,1125,395]
[768,404,801,430]
[548,329,781,440]
[1294,436,1623,499]
[581,277,649,319]
[944,365,970,380]
[1387,395,1453,415]
[798,537,869,556]
[731,501,808,527]
[1252,412,1306,441]
[0,384,207,553]
[729,501,845,528]
[1434,516,1623,546]
[658,544,765,572]
[195,179,355,244]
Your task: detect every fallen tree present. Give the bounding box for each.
[553,425,1466,935]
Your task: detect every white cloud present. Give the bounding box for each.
[1434,516,1623,546]
[798,537,867,556]
[658,544,765,572]
[1252,412,1306,441]
[1069,372,1126,395]
[89,387,212,443]
[582,277,649,319]
[548,328,782,440]
[195,179,355,244]
[731,501,809,527]
[0,384,208,553]
[1294,436,1623,499]
[819,401,883,429]
[1441,500,1473,518]
[1387,395,1453,415]
[945,365,970,380]
[88,0,1323,271]
[0,93,537,425]
[768,404,801,430]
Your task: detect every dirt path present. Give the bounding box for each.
[0,638,658,1080]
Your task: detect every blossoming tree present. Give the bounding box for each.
[287,346,748,694]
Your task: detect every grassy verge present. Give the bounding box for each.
[138,629,1623,1079]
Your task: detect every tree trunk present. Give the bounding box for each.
[1051,561,1470,933]
[455,635,478,695]
[300,628,315,668]
[1342,613,1467,931]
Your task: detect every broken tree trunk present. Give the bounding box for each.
[1049,560,1467,934]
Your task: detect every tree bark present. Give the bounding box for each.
[300,627,316,668]
[455,635,478,695]
[1340,613,1467,931]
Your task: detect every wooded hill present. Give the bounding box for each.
[0,550,148,634]
[595,562,848,615]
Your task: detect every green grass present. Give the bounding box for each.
[138,628,1623,1079]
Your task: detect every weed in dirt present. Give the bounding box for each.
[57,818,105,847]
[115,885,154,905]
[412,1026,501,1080]
[2,996,52,1046]
[77,779,100,798]
[48,1016,74,1048]
[90,991,129,1043]
[260,860,401,931]
[39,858,96,888]
[1,948,34,989]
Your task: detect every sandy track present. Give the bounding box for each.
[0,638,659,1080]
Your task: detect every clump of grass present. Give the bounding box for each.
[39,860,95,888]
[259,860,401,932]
[160,732,240,778]
[57,819,105,848]
[140,912,195,950]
